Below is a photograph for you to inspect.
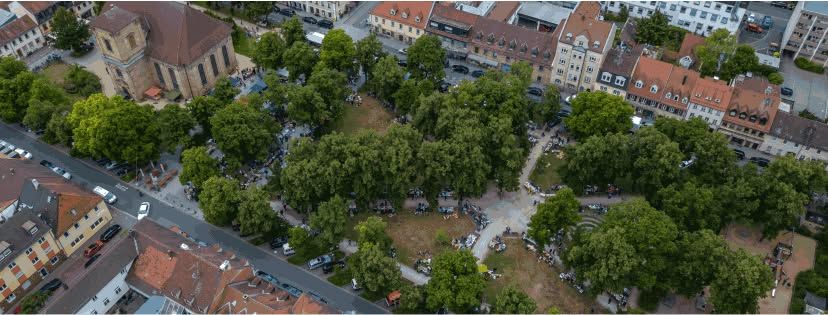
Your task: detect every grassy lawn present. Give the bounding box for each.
[385,211,476,266]
[333,94,395,135]
[42,62,71,86]
[233,30,256,57]
[483,239,601,313]
[529,152,565,189]
[328,265,353,286]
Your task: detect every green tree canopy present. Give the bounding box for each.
[186,96,224,136]
[237,187,277,236]
[281,16,305,47]
[426,250,485,312]
[179,146,219,188]
[282,41,318,81]
[199,176,241,226]
[528,187,581,249]
[710,249,774,313]
[51,7,90,52]
[152,104,195,153]
[721,45,759,80]
[369,55,405,101]
[253,32,286,70]
[320,29,356,74]
[355,33,384,79]
[68,94,158,164]
[310,195,349,246]
[629,128,683,198]
[64,65,102,96]
[560,132,631,193]
[210,102,278,169]
[287,84,327,126]
[23,78,70,131]
[351,242,402,295]
[394,78,434,116]
[655,117,737,183]
[355,216,392,250]
[537,84,561,123]
[565,91,634,139]
[492,287,537,314]
[670,230,731,296]
[696,29,737,77]
[635,10,669,46]
[0,58,35,122]
[212,76,240,104]
[406,35,446,83]
[654,182,722,232]
[307,64,348,111]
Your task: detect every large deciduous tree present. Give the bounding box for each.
[69,94,159,164]
[560,133,631,193]
[565,91,634,139]
[355,216,392,250]
[287,84,327,125]
[696,29,737,77]
[199,176,241,226]
[51,7,90,53]
[492,287,537,314]
[710,249,774,314]
[351,242,401,295]
[0,58,35,122]
[186,96,224,136]
[406,35,446,83]
[237,187,277,236]
[282,41,317,81]
[369,55,405,101]
[355,33,384,79]
[210,102,278,169]
[281,16,305,47]
[153,104,195,153]
[319,29,356,75]
[253,32,286,70]
[670,230,731,296]
[629,128,683,197]
[654,182,723,232]
[426,250,485,312]
[212,76,240,104]
[179,146,219,188]
[537,84,561,123]
[310,195,349,246]
[23,78,70,131]
[655,117,737,183]
[528,187,581,249]
[635,10,669,46]
[64,65,102,96]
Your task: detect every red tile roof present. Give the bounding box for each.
[0,15,37,46]
[558,7,613,53]
[486,1,519,22]
[371,1,433,30]
[470,17,557,65]
[629,56,674,98]
[19,1,55,14]
[661,66,700,110]
[690,77,732,111]
[725,76,780,133]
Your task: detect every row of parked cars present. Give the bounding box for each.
[0,139,33,159]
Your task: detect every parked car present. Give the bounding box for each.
[308,254,334,270]
[781,87,793,96]
[51,166,71,180]
[270,236,288,249]
[84,240,105,258]
[282,243,296,256]
[471,70,485,78]
[557,109,571,118]
[749,156,770,167]
[40,159,53,168]
[322,262,335,274]
[397,47,408,54]
[351,278,362,290]
[308,291,328,304]
[451,64,469,74]
[100,224,122,242]
[438,81,451,93]
[279,9,295,16]
[397,59,407,67]
[13,148,32,159]
[93,186,118,204]
[745,23,763,33]
[84,254,101,268]
[104,161,123,170]
[527,87,543,96]
[302,16,317,24]
[565,94,577,104]
[137,202,150,220]
[761,15,773,29]
[733,149,746,160]
[317,19,334,29]
[39,278,63,293]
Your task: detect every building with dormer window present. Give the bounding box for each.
[467,15,559,83]
[719,76,780,149]
[370,1,433,45]
[550,2,615,91]
[89,2,237,101]
[627,56,699,119]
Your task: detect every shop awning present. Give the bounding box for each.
[467,54,498,67]
[144,86,162,100]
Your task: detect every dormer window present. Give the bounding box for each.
[739,112,747,119]
[390,9,396,16]
[415,16,421,23]
[476,32,483,40]
[682,97,688,104]
[729,110,737,116]
[531,47,539,57]
[543,50,551,59]
[519,44,527,53]
[650,85,658,93]
[487,34,495,44]
[593,40,600,48]
[665,92,672,99]
[566,32,572,40]
[635,80,643,88]
[498,38,506,47]
[402,12,408,19]
[749,115,757,122]
[674,95,679,101]
[509,40,516,50]
[715,98,721,103]
[759,117,768,125]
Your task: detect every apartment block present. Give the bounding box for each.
[718,76,781,149]
[781,2,828,67]
[602,1,746,36]
[369,2,433,44]
[551,2,616,92]
[627,56,700,120]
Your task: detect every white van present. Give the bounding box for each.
[282,243,295,256]
[93,186,118,204]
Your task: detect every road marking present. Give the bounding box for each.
[115,183,128,191]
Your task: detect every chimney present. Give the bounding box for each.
[31,179,39,190]
[167,250,175,260]
[220,260,231,271]
[682,75,687,85]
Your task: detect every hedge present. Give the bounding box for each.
[795,57,825,74]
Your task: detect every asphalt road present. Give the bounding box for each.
[0,123,386,314]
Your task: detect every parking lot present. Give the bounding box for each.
[738,2,792,54]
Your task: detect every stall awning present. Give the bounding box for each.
[144,86,162,100]
[467,54,498,67]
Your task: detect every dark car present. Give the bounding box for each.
[397,59,407,67]
[317,19,334,29]
[749,156,770,167]
[84,254,101,268]
[451,64,469,74]
[781,87,793,96]
[39,278,63,293]
[269,236,288,249]
[471,70,485,78]
[303,16,318,24]
[84,240,105,258]
[761,16,773,29]
[280,9,295,17]
[100,224,122,242]
[733,149,746,160]
[322,262,335,274]
[557,109,571,118]
[40,160,53,168]
[438,81,451,93]
[527,87,544,96]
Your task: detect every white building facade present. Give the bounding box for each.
[0,16,45,59]
[603,1,747,36]
[76,261,134,315]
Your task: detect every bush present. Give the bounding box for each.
[795,57,825,74]
[20,292,50,314]
[435,229,450,246]
[767,72,784,85]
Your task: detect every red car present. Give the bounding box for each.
[84,240,105,258]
